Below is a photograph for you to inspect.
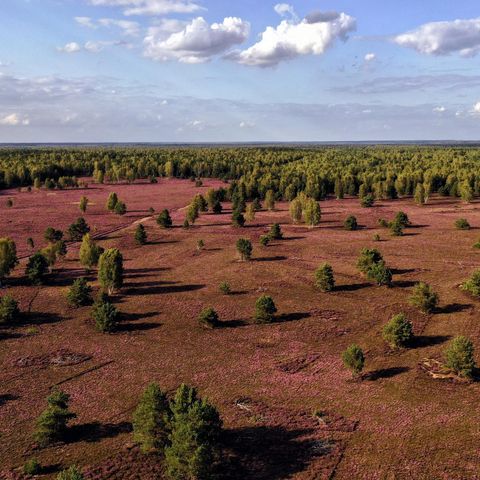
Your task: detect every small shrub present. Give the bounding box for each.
[409,282,439,313]
[106,192,118,211]
[259,235,270,247]
[455,218,470,230]
[269,223,283,240]
[79,196,88,213]
[23,459,42,475]
[394,211,410,227]
[27,237,35,249]
[0,295,19,324]
[444,336,476,379]
[56,466,84,480]
[44,227,63,243]
[357,248,383,275]
[25,252,49,285]
[135,224,147,245]
[157,209,172,228]
[373,234,381,242]
[92,298,118,333]
[474,239,480,249]
[114,201,127,215]
[219,282,231,295]
[382,313,413,348]
[66,278,92,308]
[462,269,480,297]
[198,307,220,329]
[232,210,245,228]
[6,198,13,208]
[360,194,374,208]
[196,239,205,251]
[367,261,392,286]
[378,218,389,228]
[314,263,335,292]
[236,238,252,261]
[254,295,277,324]
[390,220,404,237]
[68,218,90,242]
[344,215,358,231]
[342,344,365,377]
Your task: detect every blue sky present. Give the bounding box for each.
[1,0,480,142]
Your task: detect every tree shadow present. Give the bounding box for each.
[68,421,132,444]
[254,256,288,262]
[394,280,418,288]
[0,330,23,341]
[219,319,249,329]
[120,311,160,322]
[21,312,64,326]
[125,280,178,289]
[275,312,311,323]
[435,303,473,314]
[410,335,451,349]
[126,284,205,296]
[364,366,410,381]
[223,425,329,480]
[334,283,370,292]
[391,268,416,275]
[230,290,249,296]
[0,393,18,406]
[148,240,180,245]
[117,322,162,332]
[283,236,306,241]
[126,267,171,274]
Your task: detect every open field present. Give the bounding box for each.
[1,178,480,479]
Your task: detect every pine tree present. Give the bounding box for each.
[0,295,20,324]
[66,278,92,308]
[314,264,335,292]
[0,237,18,285]
[382,313,413,348]
[254,295,277,324]
[68,218,90,242]
[409,282,439,313]
[98,248,123,295]
[236,238,252,261]
[106,192,118,211]
[79,196,88,213]
[245,203,256,222]
[79,234,103,271]
[91,297,118,332]
[25,252,49,285]
[114,201,127,215]
[157,209,173,228]
[303,199,321,227]
[444,336,476,379]
[342,344,365,378]
[265,190,275,211]
[198,307,220,329]
[344,215,358,231]
[269,223,283,240]
[135,224,147,245]
[133,383,170,454]
[462,269,480,297]
[289,198,303,224]
[232,210,245,228]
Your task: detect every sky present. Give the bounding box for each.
[1,0,480,142]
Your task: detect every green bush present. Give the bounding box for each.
[344,215,358,231]
[0,237,18,284]
[314,263,335,292]
[382,313,413,348]
[269,223,283,240]
[390,220,404,237]
[68,217,90,241]
[259,235,270,247]
[367,261,392,286]
[455,218,470,230]
[444,336,476,379]
[219,282,231,295]
[66,278,92,308]
[44,227,63,243]
[378,218,389,228]
[133,383,170,454]
[23,458,41,475]
[236,238,252,261]
[360,194,374,208]
[157,209,173,228]
[25,252,49,285]
[57,466,84,480]
[409,282,439,313]
[98,248,123,295]
[232,210,245,228]
[0,295,19,324]
[114,201,127,215]
[254,295,277,324]
[106,192,118,211]
[342,344,365,377]
[198,307,220,329]
[92,297,118,333]
[135,224,147,245]
[394,211,410,227]
[357,248,383,275]
[462,269,480,297]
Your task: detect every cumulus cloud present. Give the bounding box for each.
[144,16,250,63]
[0,113,30,126]
[57,42,82,53]
[229,11,356,67]
[75,16,96,28]
[394,18,480,56]
[98,18,140,36]
[274,3,297,20]
[87,0,202,16]
[364,52,376,62]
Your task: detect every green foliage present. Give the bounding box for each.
[232,210,245,227]
[165,384,222,480]
[133,383,170,454]
[455,218,470,230]
[367,261,392,286]
[0,237,18,282]
[357,248,383,275]
[373,234,381,242]
[265,190,275,211]
[27,237,35,249]
[259,235,270,247]
[98,248,123,295]
[25,252,49,284]
[382,313,413,348]
[378,218,389,228]
[245,203,256,222]
[68,217,90,241]
[66,278,92,308]
[394,211,410,227]
[289,198,303,223]
[157,209,173,228]
[0,295,20,324]
[409,282,439,313]
[444,336,476,379]
[198,307,220,329]
[56,466,84,480]
[135,224,147,245]
[79,196,88,213]
[91,297,118,333]
[23,458,42,475]
[35,389,76,447]
[219,282,231,295]
[462,269,480,297]
[236,238,252,261]
[390,220,404,237]
[269,223,283,240]
[193,194,208,212]
[342,344,365,377]
[106,192,118,211]
[79,233,103,270]
[360,194,374,208]
[414,184,426,205]
[196,239,205,251]
[344,215,358,231]
[254,295,277,324]
[314,263,335,292]
[303,199,321,226]
[44,227,63,243]
[114,201,127,215]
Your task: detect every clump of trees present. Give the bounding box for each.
[357,248,392,286]
[288,194,321,227]
[409,282,439,313]
[382,314,413,348]
[35,389,76,447]
[444,336,476,379]
[314,263,335,292]
[254,295,277,324]
[342,344,365,378]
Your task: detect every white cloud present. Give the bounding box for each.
[144,16,250,63]
[229,11,356,67]
[87,0,202,16]
[394,18,480,56]
[0,113,30,126]
[239,121,255,128]
[473,102,480,114]
[433,106,446,113]
[98,18,140,36]
[364,52,376,62]
[57,42,82,53]
[274,3,297,20]
[75,16,96,28]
